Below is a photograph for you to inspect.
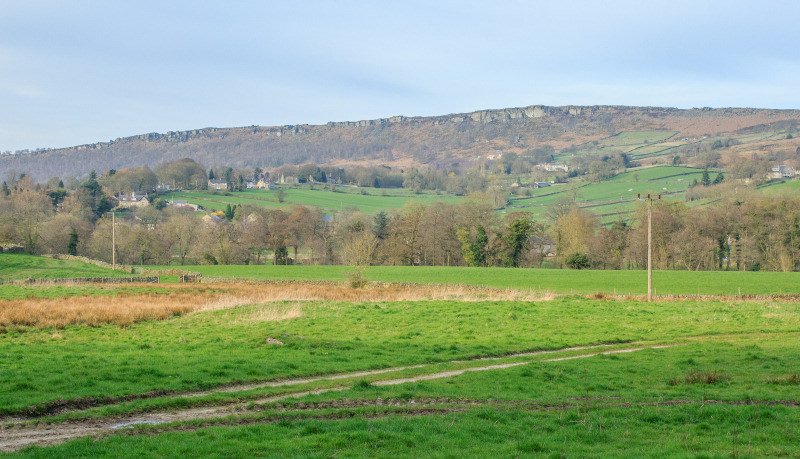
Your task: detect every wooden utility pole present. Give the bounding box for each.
[107,211,116,271]
[638,194,660,302]
[112,211,116,271]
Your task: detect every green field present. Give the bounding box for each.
[507,166,716,222]
[164,187,461,215]
[0,254,125,281]
[591,130,677,151]
[159,165,732,228]
[216,264,800,295]
[3,255,800,456]
[5,253,800,296]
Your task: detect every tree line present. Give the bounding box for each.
[1,168,799,271]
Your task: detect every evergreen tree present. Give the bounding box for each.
[67,229,79,255]
[373,211,389,239]
[504,218,532,267]
[701,168,711,186]
[208,169,215,180]
[713,172,724,185]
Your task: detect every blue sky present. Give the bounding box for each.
[1,0,799,151]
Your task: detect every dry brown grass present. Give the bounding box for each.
[200,282,552,307]
[232,303,304,324]
[0,292,204,328]
[0,281,553,328]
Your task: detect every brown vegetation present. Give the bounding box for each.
[0,282,552,328]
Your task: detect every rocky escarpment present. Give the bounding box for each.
[2,105,799,181]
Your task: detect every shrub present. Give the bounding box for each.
[348,269,368,288]
[203,253,218,265]
[565,253,590,269]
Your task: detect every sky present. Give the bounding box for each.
[1,0,799,152]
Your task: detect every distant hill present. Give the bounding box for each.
[2,105,799,182]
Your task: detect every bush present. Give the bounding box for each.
[565,253,590,269]
[203,253,218,265]
[348,269,368,288]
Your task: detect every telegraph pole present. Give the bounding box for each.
[638,194,660,302]
[112,211,116,271]
[107,210,116,271]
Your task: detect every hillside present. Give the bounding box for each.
[2,105,800,182]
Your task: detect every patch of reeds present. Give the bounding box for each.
[0,293,202,328]
[0,281,553,328]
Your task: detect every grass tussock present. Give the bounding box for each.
[669,370,731,386]
[233,303,304,324]
[0,281,552,328]
[767,373,800,385]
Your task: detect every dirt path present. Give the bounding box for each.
[179,343,624,398]
[0,344,672,452]
[4,343,628,420]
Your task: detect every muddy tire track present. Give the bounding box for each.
[0,344,672,452]
[3,395,798,453]
[4,342,633,421]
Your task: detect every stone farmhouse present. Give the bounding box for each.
[116,192,150,208]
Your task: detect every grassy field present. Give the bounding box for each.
[507,166,714,222]
[3,255,800,456]
[164,187,461,215]
[597,130,676,149]
[0,254,126,281]
[163,165,719,225]
[154,263,800,296]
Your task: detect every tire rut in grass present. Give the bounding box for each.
[4,397,798,453]
[3,343,634,421]
[0,344,674,452]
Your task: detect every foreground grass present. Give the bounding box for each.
[2,295,799,414]
[10,336,800,457]
[12,404,799,458]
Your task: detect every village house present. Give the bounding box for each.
[537,164,569,172]
[208,179,228,190]
[116,192,150,208]
[256,178,276,189]
[768,165,796,180]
